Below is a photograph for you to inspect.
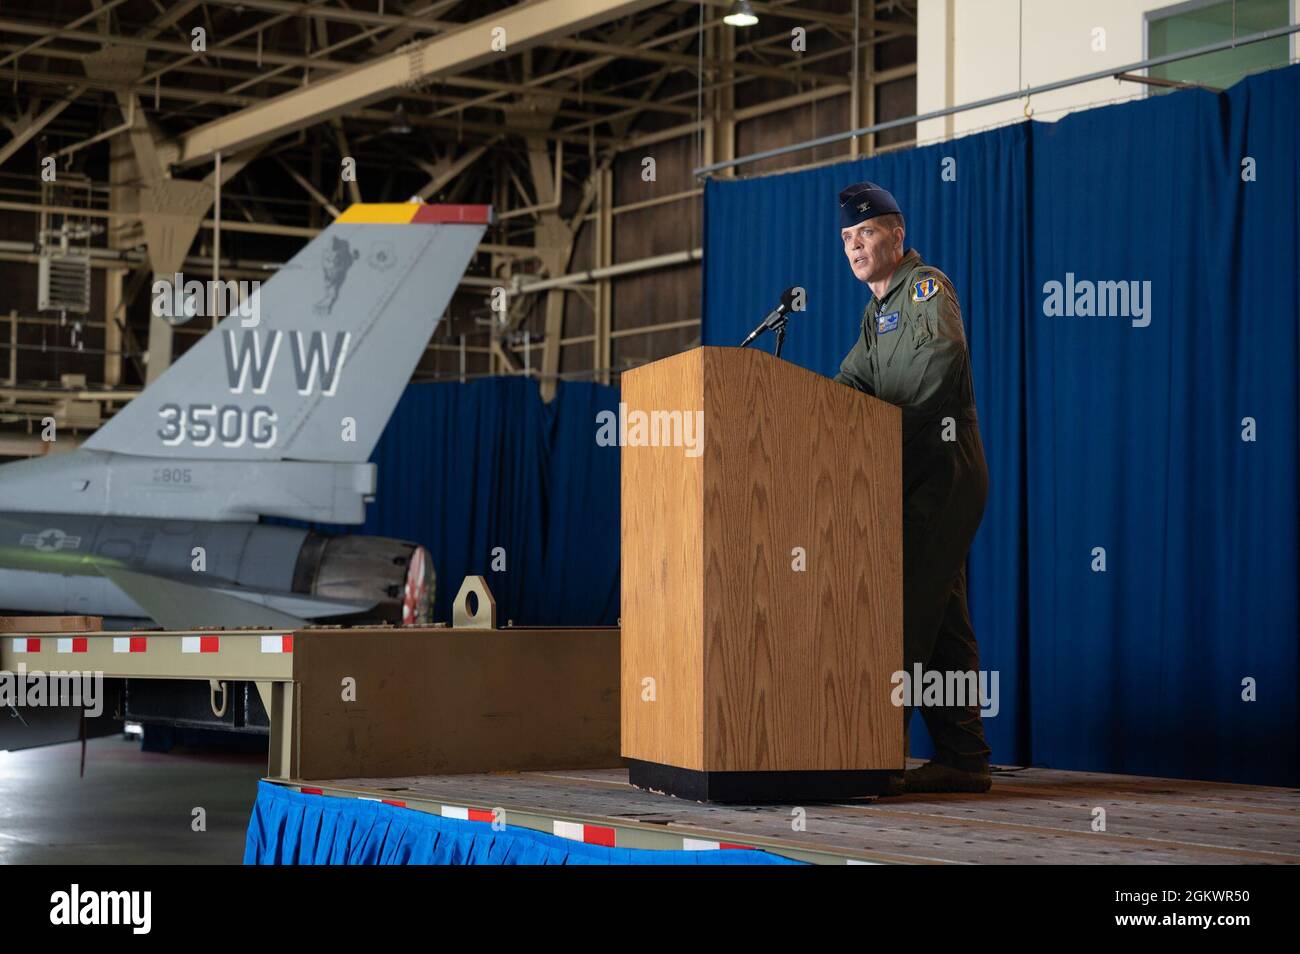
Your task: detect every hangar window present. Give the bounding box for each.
[1146,0,1293,92]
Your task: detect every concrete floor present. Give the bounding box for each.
[0,734,266,864]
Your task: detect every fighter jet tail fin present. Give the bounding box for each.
[83,203,491,463]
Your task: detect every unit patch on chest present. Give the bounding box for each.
[876,310,900,333]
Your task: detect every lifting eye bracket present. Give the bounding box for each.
[209,679,229,719]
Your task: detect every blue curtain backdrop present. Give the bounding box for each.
[298,377,622,628]
[703,66,1299,787]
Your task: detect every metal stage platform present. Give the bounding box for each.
[271,763,1300,866]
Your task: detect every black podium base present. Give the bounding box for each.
[626,758,899,804]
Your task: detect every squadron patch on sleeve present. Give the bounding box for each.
[911,276,939,302]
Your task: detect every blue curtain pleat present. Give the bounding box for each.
[702,66,1299,786]
[244,781,803,865]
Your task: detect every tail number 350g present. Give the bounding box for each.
[157,403,278,449]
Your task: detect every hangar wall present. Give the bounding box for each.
[917,0,1299,142]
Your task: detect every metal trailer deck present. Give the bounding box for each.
[2,622,622,782]
[268,764,1300,866]
[2,628,298,774]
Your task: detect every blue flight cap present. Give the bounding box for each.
[838,181,901,230]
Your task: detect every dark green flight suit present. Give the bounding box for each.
[834,249,991,771]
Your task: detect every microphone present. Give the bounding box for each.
[739,286,800,349]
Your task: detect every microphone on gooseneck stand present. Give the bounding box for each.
[739,286,801,357]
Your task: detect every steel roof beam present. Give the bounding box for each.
[0,17,354,72]
[169,0,662,168]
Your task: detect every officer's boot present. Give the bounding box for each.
[903,759,992,794]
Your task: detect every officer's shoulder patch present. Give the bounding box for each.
[911,275,940,302]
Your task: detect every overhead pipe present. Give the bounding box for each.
[55,97,134,160]
[514,247,702,294]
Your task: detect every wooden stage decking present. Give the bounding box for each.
[283,761,1300,865]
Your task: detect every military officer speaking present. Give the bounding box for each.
[833,181,992,794]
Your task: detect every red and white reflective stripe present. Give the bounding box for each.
[441,805,495,823]
[682,837,755,851]
[181,635,220,654]
[10,637,40,652]
[56,637,89,654]
[359,796,409,807]
[553,820,616,847]
[112,636,148,654]
[260,634,293,654]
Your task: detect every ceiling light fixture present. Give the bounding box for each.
[723,0,758,28]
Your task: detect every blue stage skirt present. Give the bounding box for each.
[244,781,804,865]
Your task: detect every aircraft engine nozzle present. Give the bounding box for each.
[293,533,435,626]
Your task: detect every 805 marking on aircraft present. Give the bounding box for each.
[151,467,192,484]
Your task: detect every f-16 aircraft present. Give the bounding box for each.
[0,202,491,631]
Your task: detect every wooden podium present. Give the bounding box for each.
[620,346,903,802]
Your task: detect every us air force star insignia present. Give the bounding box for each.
[857,201,871,212]
[21,528,82,552]
[912,277,939,302]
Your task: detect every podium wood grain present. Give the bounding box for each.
[621,348,706,769]
[621,347,902,775]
